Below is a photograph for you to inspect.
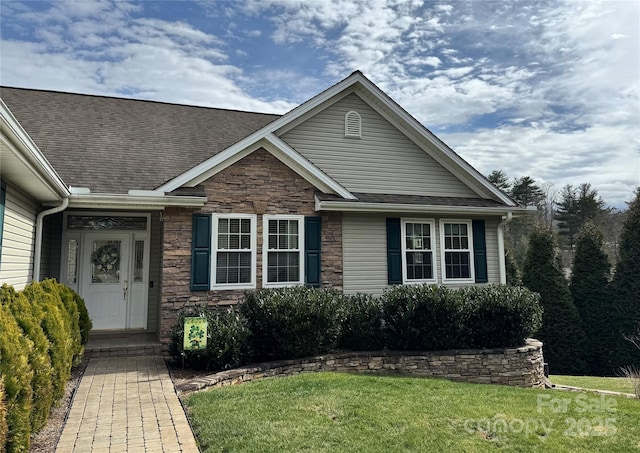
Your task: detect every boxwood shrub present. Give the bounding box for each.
[0,302,34,453]
[381,285,467,351]
[170,284,542,370]
[339,293,385,351]
[460,285,542,348]
[241,286,345,361]
[169,305,250,371]
[381,284,542,351]
[0,285,54,433]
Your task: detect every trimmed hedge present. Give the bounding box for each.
[170,284,542,370]
[0,377,7,451]
[0,285,54,433]
[0,280,88,452]
[339,293,385,351]
[40,280,83,363]
[382,285,542,351]
[169,306,250,371]
[22,282,73,402]
[241,286,345,361]
[382,285,466,351]
[0,301,34,453]
[73,290,92,346]
[460,286,542,349]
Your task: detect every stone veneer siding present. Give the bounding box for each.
[176,339,545,393]
[160,148,343,343]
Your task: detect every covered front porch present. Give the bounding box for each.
[40,210,165,340]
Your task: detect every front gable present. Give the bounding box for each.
[160,71,515,208]
[279,92,478,198]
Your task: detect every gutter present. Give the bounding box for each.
[315,198,528,216]
[497,212,513,285]
[34,197,69,282]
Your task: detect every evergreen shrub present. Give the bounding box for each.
[169,306,250,371]
[241,286,345,361]
[21,282,73,401]
[570,222,614,375]
[73,290,92,346]
[610,188,640,369]
[381,285,466,351]
[522,226,587,375]
[0,377,7,451]
[461,286,542,348]
[170,285,542,369]
[0,285,54,432]
[0,303,34,453]
[339,293,385,351]
[40,280,83,363]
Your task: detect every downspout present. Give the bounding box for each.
[497,212,513,285]
[34,197,69,281]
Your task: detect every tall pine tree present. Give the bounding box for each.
[609,188,640,368]
[487,170,512,193]
[522,226,587,375]
[556,183,608,254]
[570,222,613,375]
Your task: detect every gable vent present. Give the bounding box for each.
[345,111,362,138]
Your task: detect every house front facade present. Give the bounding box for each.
[0,71,530,344]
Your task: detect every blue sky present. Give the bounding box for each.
[1,0,638,208]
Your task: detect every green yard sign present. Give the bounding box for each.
[184,317,208,350]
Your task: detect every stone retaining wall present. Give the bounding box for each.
[175,338,544,393]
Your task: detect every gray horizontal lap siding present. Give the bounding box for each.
[342,215,501,295]
[0,184,37,289]
[280,93,477,197]
[342,214,388,295]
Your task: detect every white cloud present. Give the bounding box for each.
[443,121,639,208]
[1,0,637,207]
[0,1,296,113]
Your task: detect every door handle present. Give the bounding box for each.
[123,279,128,300]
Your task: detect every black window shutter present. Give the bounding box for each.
[472,219,488,283]
[386,218,402,285]
[305,216,322,287]
[191,214,211,291]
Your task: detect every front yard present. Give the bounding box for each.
[185,372,640,452]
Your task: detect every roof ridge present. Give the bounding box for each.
[0,85,282,117]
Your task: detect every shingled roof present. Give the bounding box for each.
[0,87,280,194]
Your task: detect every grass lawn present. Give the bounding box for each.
[551,375,635,394]
[185,373,640,452]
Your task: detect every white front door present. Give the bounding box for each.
[81,233,131,330]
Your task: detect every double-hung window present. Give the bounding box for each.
[213,214,256,289]
[401,219,436,283]
[263,215,304,287]
[441,220,474,282]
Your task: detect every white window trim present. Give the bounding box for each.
[439,219,475,283]
[262,215,305,288]
[401,218,437,284]
[211,213,257,290]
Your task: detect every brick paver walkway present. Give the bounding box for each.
[56,356,199,452]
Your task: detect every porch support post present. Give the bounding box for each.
[497,212,513,285]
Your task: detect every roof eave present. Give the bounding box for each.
[350,77,517,207]
[0,99,70,200]
[315,198,531,216]
[61,193,207,210]
[157,72,369,195]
